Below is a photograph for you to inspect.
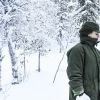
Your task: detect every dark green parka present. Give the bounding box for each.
[67,37,100,100]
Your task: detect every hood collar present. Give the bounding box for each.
[80,36,99,47]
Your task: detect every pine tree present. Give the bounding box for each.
[75,0,100,23]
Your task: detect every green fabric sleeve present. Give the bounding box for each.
[67,45,85,96]
[72,86,84,96]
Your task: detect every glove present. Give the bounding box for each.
[76,93,90,100]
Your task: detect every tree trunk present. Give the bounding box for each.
[23,52,26,79]
[0,63,2,91]
[8,40,16,67]
[59,39,63,53]
[0,48,4,90]
[8,40,18,83]
[38,51,40,72]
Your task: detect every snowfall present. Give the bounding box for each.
[0,42,100,100]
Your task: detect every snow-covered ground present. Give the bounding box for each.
[1,41,100,100]
[0,46,70,100]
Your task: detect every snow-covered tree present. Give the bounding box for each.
[52,0,100,50]
[52,0,79,51]
[0,0,32,84]
[23,0,59,72]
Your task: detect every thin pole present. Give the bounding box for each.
[53,51,66,83]
[53,34,72,83]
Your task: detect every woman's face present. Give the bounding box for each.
[88,31,99,39]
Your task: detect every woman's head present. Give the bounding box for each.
[79,21,100,39]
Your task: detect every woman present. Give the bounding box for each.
[67,21,100,100]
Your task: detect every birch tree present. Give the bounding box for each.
[0,0,31,84]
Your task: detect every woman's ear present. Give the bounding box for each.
[88,31,93,37]
[88,33,92,37]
